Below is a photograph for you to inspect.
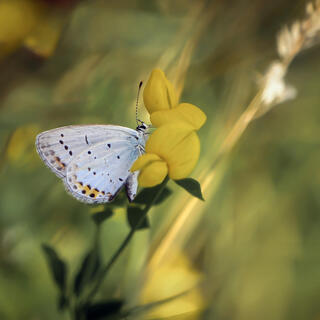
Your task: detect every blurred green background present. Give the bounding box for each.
[0,0,320,319]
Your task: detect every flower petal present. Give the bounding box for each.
[131,153,168,187]
[146,123,200,180]
[24,11,65,57]
[0,0,42,59]
[150,103,207,129]
[143,68,178,114]
[140,249,205,319]
[138,160,168,188]
[131,153,160,172]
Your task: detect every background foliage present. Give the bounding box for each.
[0,0,319,319]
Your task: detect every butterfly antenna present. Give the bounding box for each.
[136,81,143,125]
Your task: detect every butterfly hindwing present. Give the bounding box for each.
[64,136,142,203]
[125,171,139,202]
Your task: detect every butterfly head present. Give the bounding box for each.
[135,81,151,134]
[136,121,148,133]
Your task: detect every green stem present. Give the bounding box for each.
[85,176,170,303]
[121,288,190,318]
[72,224,101,320]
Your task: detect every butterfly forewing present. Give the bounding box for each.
[36,125,139,177]
[36,125,145,203]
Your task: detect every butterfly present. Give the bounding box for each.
[35,123,148,203]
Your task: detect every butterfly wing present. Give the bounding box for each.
[64,134,143,203]
[36,125,145,203]
[36,125,139,178]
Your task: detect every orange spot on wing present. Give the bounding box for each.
[55,156,66,168]
[75,182,104,199]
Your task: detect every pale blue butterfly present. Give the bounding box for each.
[36,83,148,203]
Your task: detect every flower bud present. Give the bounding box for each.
[143,68,178,114]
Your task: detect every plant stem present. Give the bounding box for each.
[85,176,170,303]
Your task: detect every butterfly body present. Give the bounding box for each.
[36,125,147,203]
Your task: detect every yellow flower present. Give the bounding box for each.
[131,153,168,188]
[0,0,69,60]
[143,68,206,130]
[139,250,206,320]
[7,124,40,169]
[131,69,206,187]
[132,123,200,187]
[143,68,178,114]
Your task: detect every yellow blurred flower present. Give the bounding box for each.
[139,250,206,320]
[7,124,40,169]
[0,0,70,60]
[131,69,206,187]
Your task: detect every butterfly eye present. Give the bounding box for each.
[136,123,147,132]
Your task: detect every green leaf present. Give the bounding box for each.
[58,294,69,311]
[109,190,127,207]
[134,186,172,206]
[83,300,123,319]
[127,206,149,230]
[174,178,204,200]
[92,208,113,225]
[42,244,67,293]
[73,249,100,297]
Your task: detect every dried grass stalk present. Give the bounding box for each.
[258,0,320,116]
